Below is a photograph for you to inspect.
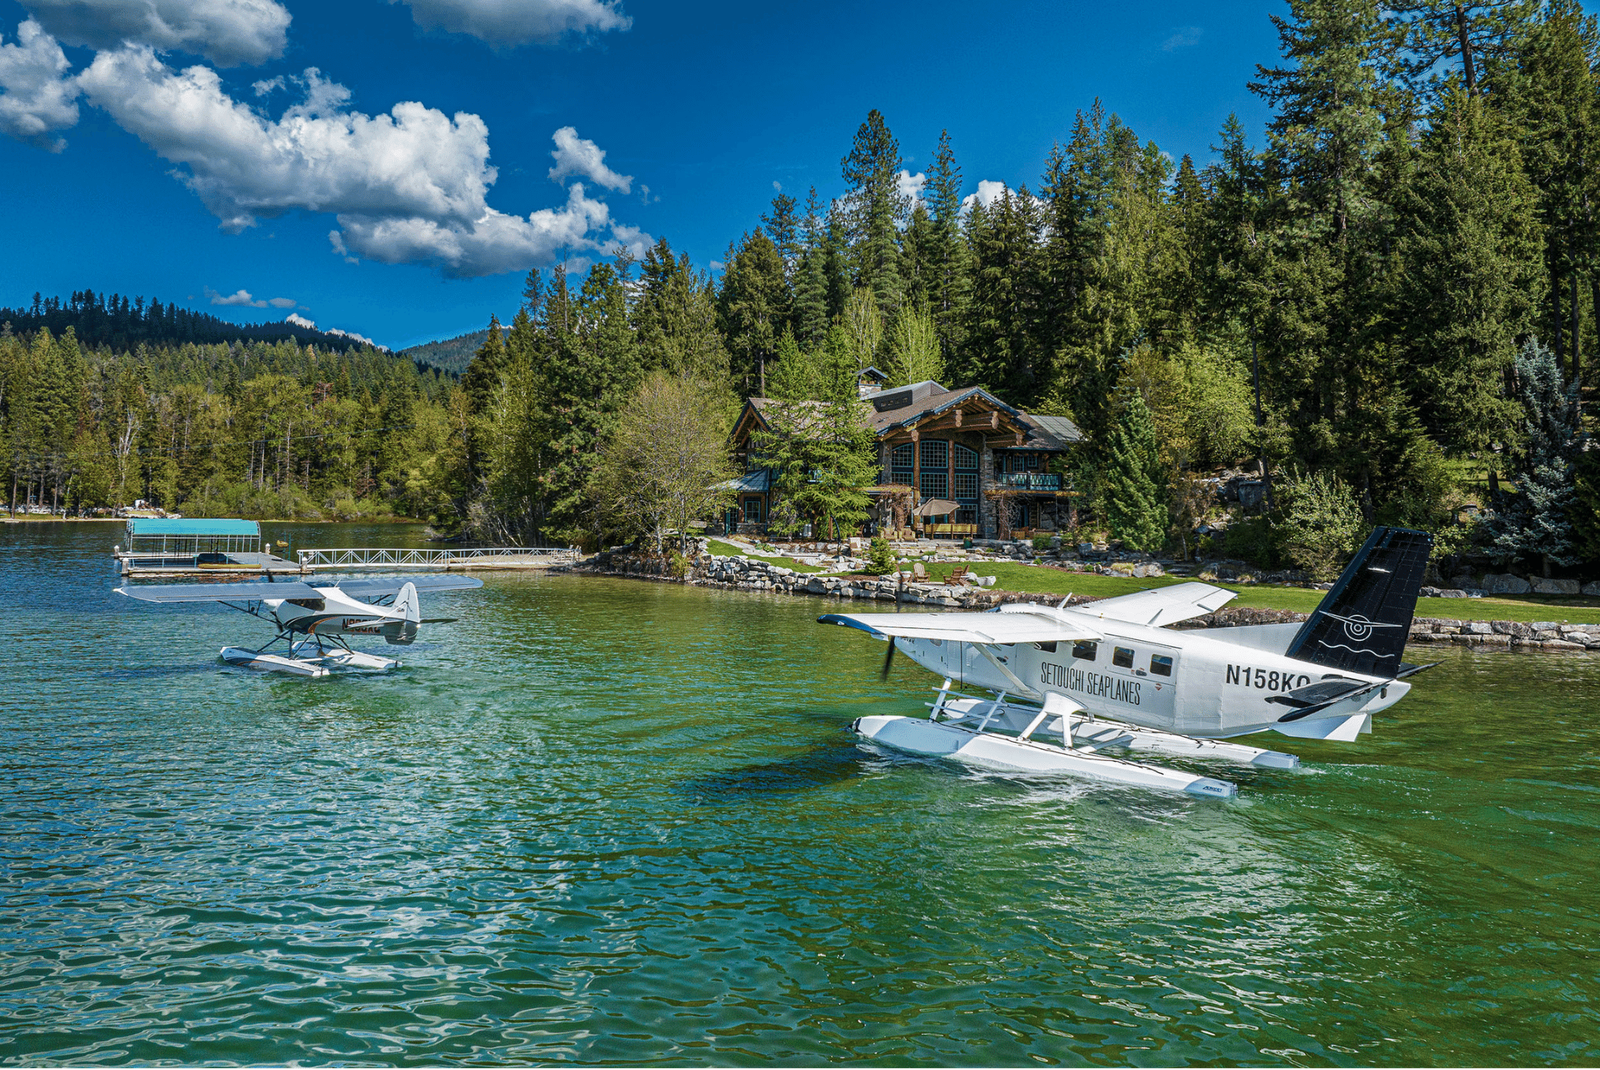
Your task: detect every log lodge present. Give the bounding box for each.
[727,370,1082,540]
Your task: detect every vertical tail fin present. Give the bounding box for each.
[386,581,421,645]
[1284,526,1432,679]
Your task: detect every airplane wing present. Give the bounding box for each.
[1075,581,1237,627]
[819,611,1100,645]
[317,576,484,599]
[116,581,326,603]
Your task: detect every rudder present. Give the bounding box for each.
[1284,526,1432,679]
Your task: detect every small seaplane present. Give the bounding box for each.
[115,575,483,676]
[821,526,1434,797]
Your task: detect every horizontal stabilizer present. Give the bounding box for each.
[820,611,1099,645]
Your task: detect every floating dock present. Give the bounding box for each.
[114,518,579,577]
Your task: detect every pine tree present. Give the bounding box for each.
[963,185,1044,402]
[924,130,971,365]
[1392,89,1544,454]
[1102,389,1168,552]
[839,109,907,317]
[790,187,831,348]
[1484,338,1580,574]
[717,229,788,396]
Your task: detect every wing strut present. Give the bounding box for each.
[972,644,1043,701]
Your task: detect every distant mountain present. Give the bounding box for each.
[399,328,498,375]
[1,289,382,353]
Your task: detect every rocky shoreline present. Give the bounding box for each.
[569,550,1600,653]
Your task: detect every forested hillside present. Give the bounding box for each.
[6,0,1600,575]
[400,329,493,375]
[0,290,380,353]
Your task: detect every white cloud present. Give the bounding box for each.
[334,181,623,277]
[285,311,314,328]
[960,179,1046,217]
[0,20,78,150]
[548,125,630,193]
[23,0,290,66]
[73,49,638,276]
[608,221,651,260]
[392,0,630,45]
[207,287,296,307]
[1161,26,1202,51]
[325,326,378,347]
[896,168,925,203]
[961,179,1009,214]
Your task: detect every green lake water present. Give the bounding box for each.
[2,522,1598,1066]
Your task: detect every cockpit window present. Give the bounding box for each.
[286,598,326,611]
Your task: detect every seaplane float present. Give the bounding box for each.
[115,575,483,676]
[822,526,1435,798]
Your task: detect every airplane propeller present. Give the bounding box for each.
[420,617,458,625]
[880,638,896,680]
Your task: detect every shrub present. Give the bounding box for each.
[1277,469,1364,581]
[1031,533,1054,552]
[865,536,897,575]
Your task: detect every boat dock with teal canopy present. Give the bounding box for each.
[115,517,299,577]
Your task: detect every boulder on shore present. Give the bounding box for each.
[1481,573,1532,595]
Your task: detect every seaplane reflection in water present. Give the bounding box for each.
[116,575,483,677]
[821,526,1435,798]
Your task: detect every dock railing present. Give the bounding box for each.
[297,546,580,571]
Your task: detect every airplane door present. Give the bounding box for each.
[1104,639,1180,724]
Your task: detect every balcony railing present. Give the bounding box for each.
[999,472,1063,490]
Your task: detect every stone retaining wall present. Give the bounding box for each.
[572,552,1597,653]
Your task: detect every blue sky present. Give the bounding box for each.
[0,1,1287,350]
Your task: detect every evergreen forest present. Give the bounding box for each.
[7,0,1600,577]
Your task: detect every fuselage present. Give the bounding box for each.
[260,587,419,645]
[894,605,1407,740]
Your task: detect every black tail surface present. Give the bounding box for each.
[1284,526,1433,679]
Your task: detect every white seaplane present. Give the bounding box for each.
[115,575,483,676]
[821,526,1435,798]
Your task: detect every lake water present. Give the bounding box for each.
[3,522,1598,1065]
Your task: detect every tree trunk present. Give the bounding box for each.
[1571,272,1581,386]
[1553,265,1565,365]
[1455,5,1477,97]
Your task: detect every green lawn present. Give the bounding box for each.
[918,560,1600,624]
[704,538,829,574]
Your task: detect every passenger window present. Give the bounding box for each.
[1072,640,1097,661]
[1112,646,1134,669]
[1034,641,1057,653]
[1150,654,1173,677]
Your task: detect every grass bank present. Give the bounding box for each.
[916,560,1600,625]
[704,539,828,574]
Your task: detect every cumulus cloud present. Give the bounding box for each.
[207,287,297,307]
[960,179,1045,216]
[548,125,630,193]
[24,0,290,66]
[1,16,645,278]
[896,168,925,204]
[392,0,630,45]
[0,19,78,150]
[1161,26,1202,51]
[285,311,314,328]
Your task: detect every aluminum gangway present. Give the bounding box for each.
[297,546,580,572]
